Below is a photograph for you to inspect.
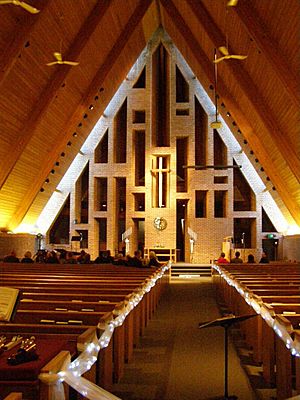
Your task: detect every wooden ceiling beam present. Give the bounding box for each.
[0,0,112,190]
[233,2,299,107]
[9,0,153,230]
[159,0,300,226]
[0,0,49,88]
[186,0,300,183]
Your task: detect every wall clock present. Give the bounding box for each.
[153,217,167,231]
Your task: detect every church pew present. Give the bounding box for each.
[212,263,300,399]
[11,297,142,383]
[0,262,161,276]
[0,263,169,394]
[261,295,300,304]
[0,328,94,400]
[18,298,118,312]
[1,307,132,393]
[3,394,22,400]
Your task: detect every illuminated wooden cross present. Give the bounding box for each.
[151,156,170,208]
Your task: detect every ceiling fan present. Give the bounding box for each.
[0,0,40,13]
[210,49,222,130]
[46,52,79,67]
[213,46,248,64]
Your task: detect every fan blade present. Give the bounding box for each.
[219,46,229,56]
[0,1,14,5]
[19,1,40,13]
[46,61,58,66]
[227,0,238,6]
[213,56,226,64]
[63,61,79,66]
[53,52,62,62]
[231,54,248,60]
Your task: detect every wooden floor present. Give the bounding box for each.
[111,277,257,400]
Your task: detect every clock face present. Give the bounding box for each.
[153,217,167,231]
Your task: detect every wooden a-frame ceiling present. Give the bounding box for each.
[0,0,299,231]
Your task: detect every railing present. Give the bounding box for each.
[212,263,300,357]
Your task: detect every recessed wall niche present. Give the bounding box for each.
[195,96,207,165]
[176,109,189,116]
[133,110,145,124]
[234,160,256,211]
[152,44,170,147]
[176,137,188,192]
[76,163,89,223]
[134,130,145,186]
[95,177,107,211]
[214,176,228,184]
[213,130,227,167]
[176,65,189,103]
[195,190,207,218]
[234,218,256,248]
[133,193,145,211]
[114,99,127,163]
[94,129,108,163]
[214,190,227,218]
[133,66,146,89]
[49,195,70,244]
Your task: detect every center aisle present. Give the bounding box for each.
[111,278,257,400]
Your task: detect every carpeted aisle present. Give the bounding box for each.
[111,278,257,400]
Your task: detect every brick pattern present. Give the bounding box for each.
[65,33,265,264]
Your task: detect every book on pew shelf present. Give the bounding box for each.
[72,299,83,302]
[283,311,296,315]
[56,321,69,325]
[55,308,68,311]
[40,319,55,324]
[98,300,110,304]
[0,286,20,322]
[68,320,83,325]
[81,308,94,312]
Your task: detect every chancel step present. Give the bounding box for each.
[171,263,211,278]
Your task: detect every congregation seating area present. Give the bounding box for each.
[0,262,170,400]
[212,262,300,400]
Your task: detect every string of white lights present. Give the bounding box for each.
[212,264,300,357]
[38,263,170,399]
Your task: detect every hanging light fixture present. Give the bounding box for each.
[210,48,222,129]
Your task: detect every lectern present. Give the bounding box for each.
[199,314,258,400]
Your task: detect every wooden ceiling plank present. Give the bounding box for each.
[0,0,112,191]
[233,2,299,107]
[9,0,153,230]
[0,1,49,88]
[159,0,300,226]
[186,0,300,183]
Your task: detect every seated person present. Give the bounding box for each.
[216,252,229,264]
[45,250,60,264]
[77,250,91,264]
[247,254,255,263]
[3,250,19,263]
[94,250,113,264]
[21,251,34,263]
[113,252,128,266]
[230,251,243,263]
[148,251,162,268]
[259,251,269,264]
[63,251,77,264]
[127,250,144,267]
[34,249,47,263]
